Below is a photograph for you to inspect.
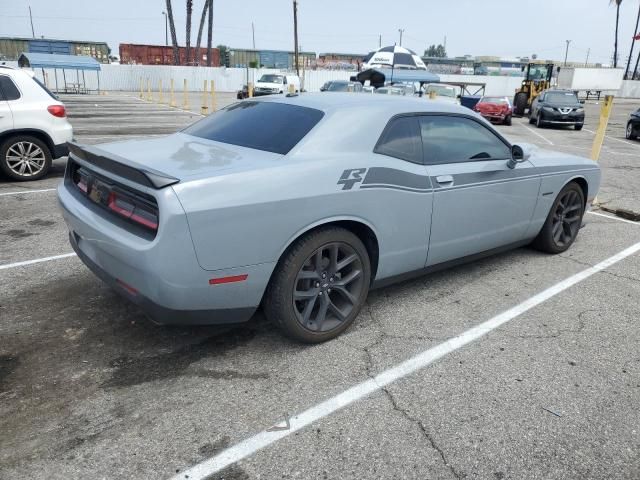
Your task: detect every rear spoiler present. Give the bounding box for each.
[67,142,179,189]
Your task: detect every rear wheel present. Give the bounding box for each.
[532,182,585,254]
[264,227,371,343]
[514,92,528,116]
[627,122,638,140]
[0,135,52,181]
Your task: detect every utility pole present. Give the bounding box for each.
[444,35,447,51]
[624,3,640,79]
[585,48,590,67]
[564,39,571,66]
[162,11,168,46]
[252,22,256,50]
[398,29,404,46]
[28,6,35,38]
[293,0,299,76]
[379,34,382,48]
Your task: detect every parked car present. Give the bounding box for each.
[375,86,406,95]
[423,84,460,104]
[474,96,513,125]
[0,66,72,181]
[626,108,640,140]
[320,81,363,92]
[529,89,585,130]
[58,94,600,343]
[253,74,300,96]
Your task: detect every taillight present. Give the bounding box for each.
[107,191,159,231]
[47,105,66,117]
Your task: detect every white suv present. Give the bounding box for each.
[0,66,73,181]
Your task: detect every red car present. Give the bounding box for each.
[473,96,513,125]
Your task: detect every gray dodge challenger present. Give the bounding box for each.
[58,93,600,342]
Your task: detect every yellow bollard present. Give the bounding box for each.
[201,80,209,115]
[590,95,614,206]
[428,90,437,100]
[139,77,144,99]
[590,95,614,162]
[159,78,164,104]
[146,78,151,101]
[248,82,254,98]
[288,83,295,94]
[183,79,189,110]
[170,79,176,107]
[210,80,217,112]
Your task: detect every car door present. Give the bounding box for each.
[0,75,15,133]
[419,114,540,267]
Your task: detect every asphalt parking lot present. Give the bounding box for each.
[1,93,640,480]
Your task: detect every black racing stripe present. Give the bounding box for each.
[363,167,431,190]
[361,184,432,193]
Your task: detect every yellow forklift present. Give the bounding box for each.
[513,63,554,116]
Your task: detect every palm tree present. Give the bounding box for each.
[165,0,180,65]
[194,0,209,66]
[185,0,193,65]
[611,0,624,67]
[206,0,213,67]
[625,3,640,78]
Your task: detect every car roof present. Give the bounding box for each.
[253,92,469,116]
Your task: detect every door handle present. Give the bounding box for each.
[435,175,454,186]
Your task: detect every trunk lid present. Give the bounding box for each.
[84,132,283,185]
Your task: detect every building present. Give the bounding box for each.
[119,43,220,66]
[0,36,109,63]
[316,53,366,70]
[227,48,316,69]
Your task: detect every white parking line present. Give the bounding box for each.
[588,210,640,225]
[0,188,56,197]
[172,240,640,480]
[518,123,554,145]
[582,128,640,148]
[0,253,76,271]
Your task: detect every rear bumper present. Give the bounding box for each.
[69,232,255,325]
[479,113,508,122]
[57,173,269,326]
[52,142,69,159]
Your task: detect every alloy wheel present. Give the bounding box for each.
[627,123,633,139]
[292,242,364,332]
[6,141,46,177]
[551,190,583,247]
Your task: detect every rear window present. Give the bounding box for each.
[0,75,21,100]
[183,101,324,155]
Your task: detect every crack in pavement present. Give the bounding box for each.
[558,254,640,284]
[361,314,463,480]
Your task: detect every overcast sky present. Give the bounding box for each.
[1,0,639,65]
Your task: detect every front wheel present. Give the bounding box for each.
[575,124,583,131]
[532,182,585,254]
[504,115,512,126]
[264,227,371,343]
[626,122,638,140]
[536,113,545,128]
[0,135,52,181]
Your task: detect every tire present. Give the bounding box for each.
[514,92,528,116]
[536,113,544,128]
[532,182,585,254]
[264,226,371,343]
[574,124,583,131]
[0,135,52,181]
[626,122,637,140]
[504,115,512,126]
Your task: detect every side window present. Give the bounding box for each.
[374,116,422,164]
[419,116,511,164]
[0,76,21,101]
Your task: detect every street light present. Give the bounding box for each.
[162,11,168,46]
[564,39,571,66]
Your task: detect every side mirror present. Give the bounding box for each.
[507,145,526,169]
